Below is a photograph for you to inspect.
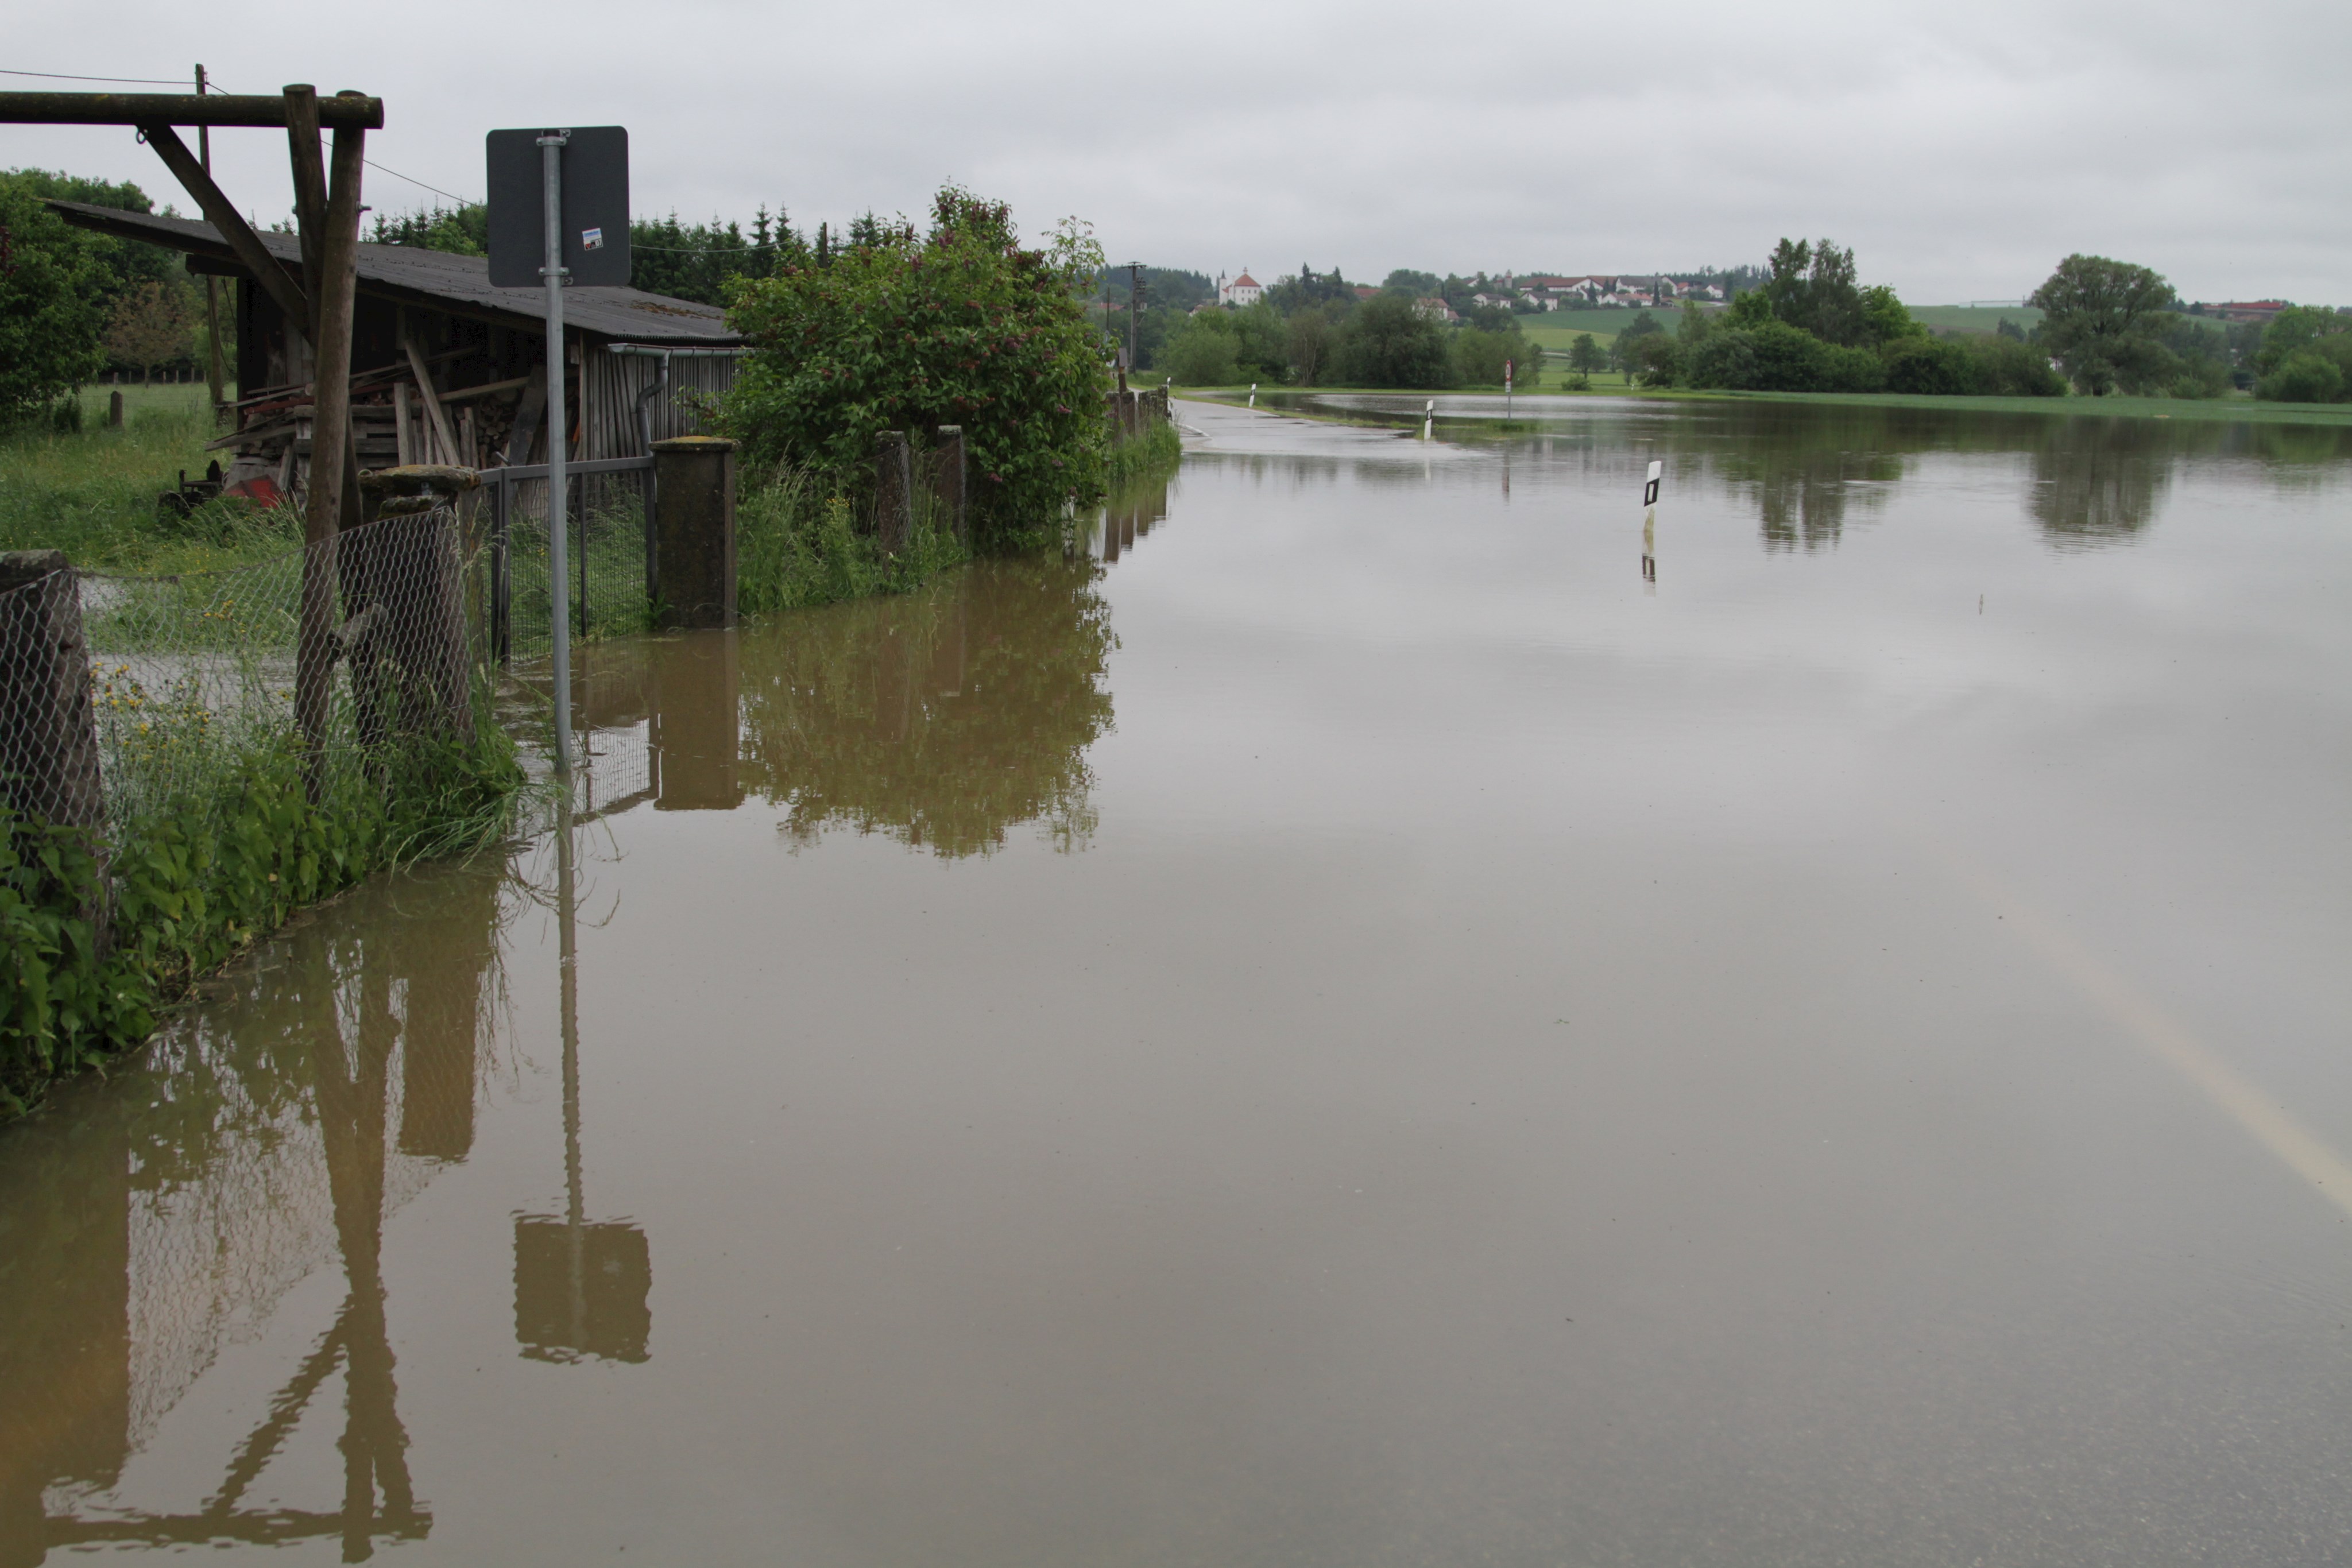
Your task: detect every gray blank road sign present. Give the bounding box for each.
[485,126,630,288]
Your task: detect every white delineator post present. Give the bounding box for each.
[1505,357,1513,420]
[1248,382,1257,409]
[1423,400,1434,441]
[1642,459,1662,586]
[540,131,571,773]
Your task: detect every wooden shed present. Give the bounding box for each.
[50,199,745,505]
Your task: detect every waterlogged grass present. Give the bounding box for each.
[1106,419,1180,481]
[736,464,970,615]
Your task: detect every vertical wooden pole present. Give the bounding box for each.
[289,88,366,791]
[196,65,227,421]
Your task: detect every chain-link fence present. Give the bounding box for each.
[483,459,656,667]
[60,497,479,839]
[0,477,529,1112]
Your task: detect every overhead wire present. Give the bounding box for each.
[29,65,787,257]
[0,67,196,85]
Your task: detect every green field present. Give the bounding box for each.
[1902,304,2045,336]
[1,383,291,573]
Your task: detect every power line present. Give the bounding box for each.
[188,68,486,212]
[361,161,479,208]
[0,67,195,85]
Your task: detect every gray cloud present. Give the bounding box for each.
[9,0,2345,301]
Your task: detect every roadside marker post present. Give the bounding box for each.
[1423,400,1435,440]
[1505,358,1513,420]
[487,126,630,775]
[1642,459,1662,587]
[1248,382,1258,409]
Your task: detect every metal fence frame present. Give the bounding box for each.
[479,455,655,666]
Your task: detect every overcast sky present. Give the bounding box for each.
[9,0,2346,304]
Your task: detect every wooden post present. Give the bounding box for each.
[651,438,737,630]
[354,469,479,741]
[874,430,913,556]
[195,65,227,423]
[290,88,366,792]
[107,390,122,428]
[934,425,968,548]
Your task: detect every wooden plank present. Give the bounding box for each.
[438,375,530,404]
[394,381,413,466]
[505,364,548,466]
[397,313,458,463]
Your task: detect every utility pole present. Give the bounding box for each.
[195,65,226,422]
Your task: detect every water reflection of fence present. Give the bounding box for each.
[0,864,508,1559]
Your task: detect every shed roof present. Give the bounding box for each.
[48,200,742,346]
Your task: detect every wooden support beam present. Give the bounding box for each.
[0,91,382,127]
[137,123,309,328]
[397,313,458,464]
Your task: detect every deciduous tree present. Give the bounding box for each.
[2028,254,2175,396]
[0,176,109,417]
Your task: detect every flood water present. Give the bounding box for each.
[5,394,2351,1566]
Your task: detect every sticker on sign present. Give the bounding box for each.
[582,227,604,251]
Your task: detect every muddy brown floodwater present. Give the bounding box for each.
[5,395,2351,1566]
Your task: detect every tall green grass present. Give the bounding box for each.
[735,463,970,615]
[1,385,300,573]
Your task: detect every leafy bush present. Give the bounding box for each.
[2250,305,2351,378]
[1334,295,1453,388]
[2258,349,2348,404]
[1,711,520,1119]
[724,187,1110,552]
[1161,311,1241,385]
[1882,336,1978,395]
[1452,326,1538,387]
[1967,335,2068,397]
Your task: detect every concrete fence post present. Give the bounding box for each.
[107,391,123,429]
[875,431,913,557]
[933,425,968,548]
[651,437,738,629]
[0,550,109,947]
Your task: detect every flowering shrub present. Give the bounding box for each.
[722,188,1110,551]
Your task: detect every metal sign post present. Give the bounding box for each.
[539,133,572,771]
[486,125,630,777]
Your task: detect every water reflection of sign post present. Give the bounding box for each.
[513,796,651,1364]
[486,125,631,776]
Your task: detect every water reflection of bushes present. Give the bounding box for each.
[736,558,1116,857]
